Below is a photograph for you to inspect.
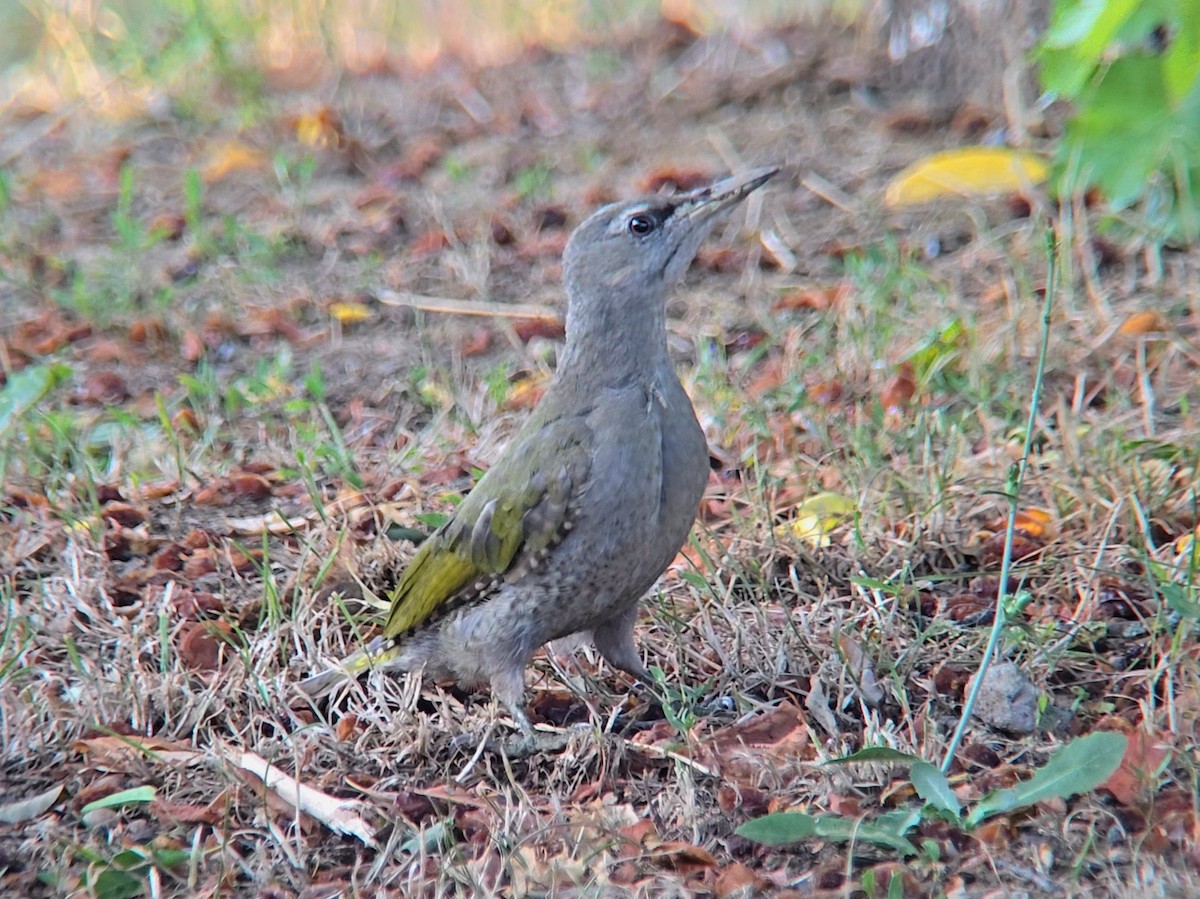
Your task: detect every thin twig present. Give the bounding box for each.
[627,740,719,778]
[800,173,860,215]
[941,228,1058,774]
[376,289,559,320]
[229,748,378,847]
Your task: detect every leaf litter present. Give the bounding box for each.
[1,8,1199,899]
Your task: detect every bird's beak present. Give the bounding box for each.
[676,166,780,221]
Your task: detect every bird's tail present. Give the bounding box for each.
[297,636,401,697]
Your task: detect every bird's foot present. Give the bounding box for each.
[487,727,573,758]
[447,717,580,757]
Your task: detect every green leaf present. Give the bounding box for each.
[1160,582,1200,619]
[811,816,919,856]
[1075,0,1140,61]
[1039,0,1151,97]
[304,362,326,402]
[849,575,909,595]
[1042,0,1200,240]
[911,761,962,817]
[735,812,819,846]
[1043,0,1126,51]
[828,747,924,765]
[1165,17,1200,103]
[874,806,923,836]
[966,731,1127,827]
[1039,45,1094,100]
[150,847,191,870]
[0,363,72,437]
[110,849,150,869]
[907,319,965,381]
[384,525,430,545]
[90,867,145,899]
[400,819,452,855]
[736,812,918,856]
[1061,57,1178,207]
[81,785,157,815]
[414,511,450,530]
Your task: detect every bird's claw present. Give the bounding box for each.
[486,728,573,758]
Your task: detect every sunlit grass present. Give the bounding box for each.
[1,0,825,121]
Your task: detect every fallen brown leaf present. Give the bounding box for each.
[228,474,274,501]
[808,379,843,405]
[459,326,494,357]
[410,228,450,256]
[880,362,916,413]
[182,548,218,579]
[715,862,770,899]
[147,213,186,242]
[695,245,747,272]
[102,501,145,528]
[179,620,237,671]
[772,282,848,313]
[72,735,196,771]
[383,134,446,181]
[513,316,565,343]
[504,377,547,411]
[79,371,131,405]
[336,715,360,742]
[149,795,227,826]
[695,701,810,786]
[638,167,713,193]
[1099,724,1171,807]
[181,330,206,363]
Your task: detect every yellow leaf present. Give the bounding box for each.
[201,140,267,184]
[884,147,1048,208]
[294,108,343,148]
[504,375,547,411]
[329,301,373,324]
[1117,310,1169,336]
[774,492,856,547]
[1014,507,1056,540]
[1175,525,1200,556]
[417,377,454,410]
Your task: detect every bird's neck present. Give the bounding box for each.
[556,294,670,387]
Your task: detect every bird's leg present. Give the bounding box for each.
[592,606,733,727]
[488,665,570,756]
[591,606,654,684]
[591,607,668,730]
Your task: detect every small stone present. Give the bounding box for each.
[968,661,1038,734]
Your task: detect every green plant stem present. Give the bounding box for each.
[940,228,1058,774]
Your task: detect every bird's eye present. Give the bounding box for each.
[628,214,656,236]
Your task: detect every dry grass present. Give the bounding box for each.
[2,7,1199,898]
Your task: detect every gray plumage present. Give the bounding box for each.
[301,167,778,743]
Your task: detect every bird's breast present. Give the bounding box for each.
[574,373,707,569]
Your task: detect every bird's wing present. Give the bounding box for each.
[382,415,592,638]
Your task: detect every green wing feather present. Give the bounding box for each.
[295,413,591,697]
[382,415,590,638]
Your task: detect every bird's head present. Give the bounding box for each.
[562,167,779,303]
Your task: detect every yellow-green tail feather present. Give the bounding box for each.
[297,636,400,697]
